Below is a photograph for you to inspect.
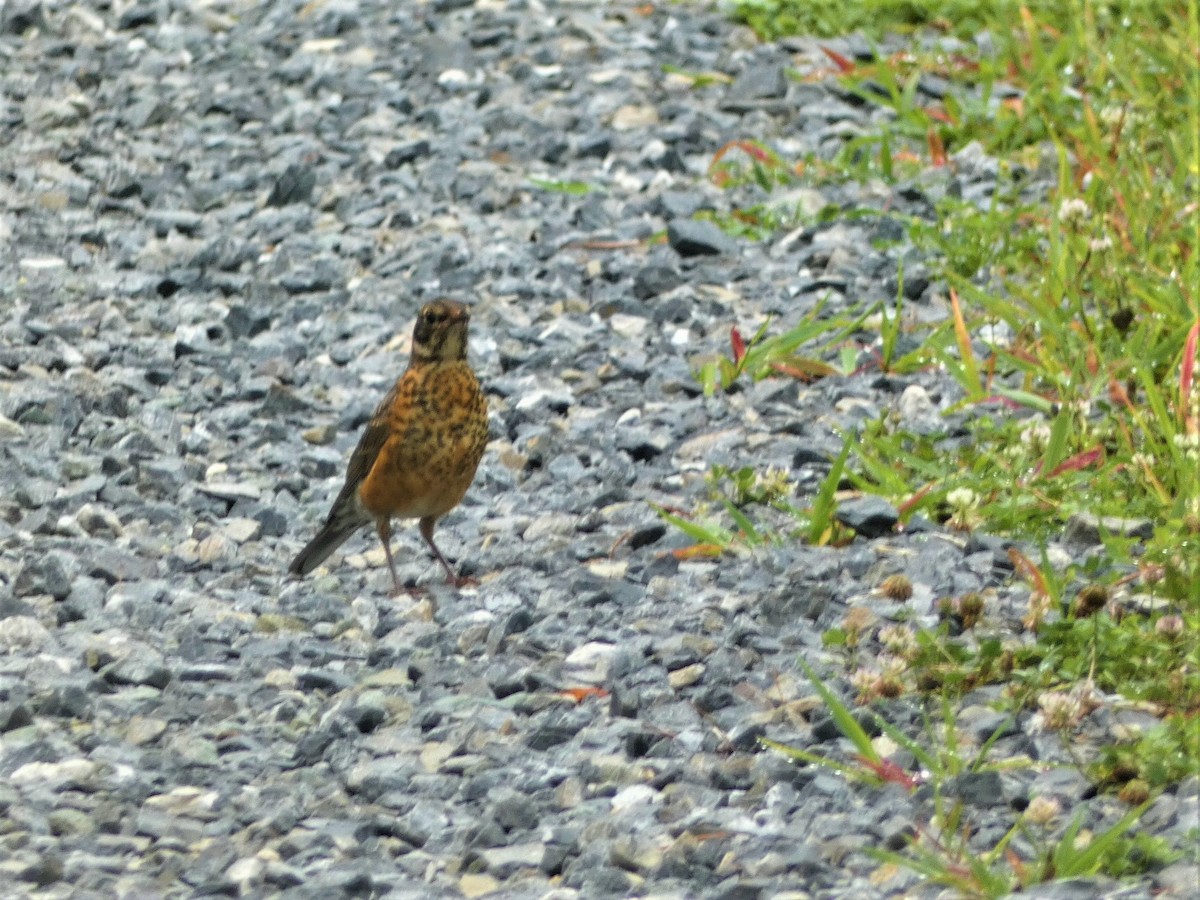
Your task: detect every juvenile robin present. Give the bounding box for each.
[288,299,488,593]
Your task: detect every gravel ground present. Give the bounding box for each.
[1,1,1196,898]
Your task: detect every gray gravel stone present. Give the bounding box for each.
[667,218,741,256]
[835,496,900,537]
[13,550,74,600]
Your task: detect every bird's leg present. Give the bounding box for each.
[419,516,475,587]
[375,517,403,596]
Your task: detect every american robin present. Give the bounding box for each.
[288,299,488,593]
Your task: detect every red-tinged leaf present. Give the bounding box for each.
[1046,446,1104,479]
[855,754,920,791]
[897,482,936,518]
[708,141,736,169]
[1008,343,1043,367]
[730,326,747,364]
[672,544,724,560]
[708,140,782,187]
[1006,848,1028,882]
[560,686,609,703]
[769,359,839,381]
[739,140,771,164]
[712,139,766,167]
[1009,547,1049,600]
[949,288,981,394]
[691,831,734,842]
[926,107,954,125]
[979,394,1018,409]
[1108,378,1134,410]
[820,45,856,74]
[1181,317,1198,427]
[927,128,947,167]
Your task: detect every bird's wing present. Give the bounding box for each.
[330,383,398,510]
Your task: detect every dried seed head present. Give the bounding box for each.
[876,676,905,699]
[958,592,985,629]
[842,606,876,638]
[879,574,913,601]
[850,666,879,703]
[999,649,1015,675]
[1155,614,1184,639]
[1118,778,1151,806]
[1023,796,1061,826]
[1033,691,1079,732]
[1138,562,1165,585]
[879,625,919,660]
[1073,584,1110,618]
[916,669,943,691]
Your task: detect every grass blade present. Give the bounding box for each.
[949,287,982,397]
[800,659,879,762]
[808,435,851,545]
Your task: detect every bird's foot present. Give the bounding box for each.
[391,583,428,598]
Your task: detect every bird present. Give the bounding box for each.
[288,299,488,594]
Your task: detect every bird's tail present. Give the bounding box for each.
[288,506,367,577]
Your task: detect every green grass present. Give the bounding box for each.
[527,177,601,195]
[664,0,1200,892]
[759,663,1183,896]
[725,0,1179,43]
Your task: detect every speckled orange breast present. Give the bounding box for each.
[357,361,488,520]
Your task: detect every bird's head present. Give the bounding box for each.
[411,299,471,363]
